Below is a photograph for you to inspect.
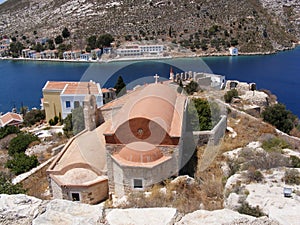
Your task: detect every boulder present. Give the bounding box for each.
[106,208,177,225]
[175,208,255,225]
[0,194,43,225]
[32,199,104,225]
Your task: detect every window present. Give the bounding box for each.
[74,101,80,108]
[71,192,80,201]
[133,179,143,189]
[66,101,71,108]
[137,128,144,137]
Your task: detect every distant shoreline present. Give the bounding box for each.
[0,44,298,64]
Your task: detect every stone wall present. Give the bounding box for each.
[50,178,108,204]
[193,115,227,147]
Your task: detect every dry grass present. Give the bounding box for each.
[21,163,51,200]
[221,112,276,152]
[120,145,225,213]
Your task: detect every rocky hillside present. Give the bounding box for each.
[0,0,298,53]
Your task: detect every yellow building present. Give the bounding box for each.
[42,82,67,122]
[42,81,103,122]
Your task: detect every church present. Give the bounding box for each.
[47,80,188,203]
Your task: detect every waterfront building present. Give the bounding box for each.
[0,43,9,56]
[80,53,91,61]
[40,50,57,59]
[63,50,81,60]
[229,47,238,56]
[116,44,164,57]
[0,112,23,127]
[42,80,103,121]
[91,48,102,59]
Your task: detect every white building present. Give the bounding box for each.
[193,72,226,89]
[116,45,164,57]
[60,82,103,119]
[42,81,103,121]
[229,47,238,56]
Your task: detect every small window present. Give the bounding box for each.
[137,128,144,137]
[133,179,143,189]
[74,101,80,108]
[66,101,71,108]
[71,193,80,201]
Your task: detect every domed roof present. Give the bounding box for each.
[118,142,163,163]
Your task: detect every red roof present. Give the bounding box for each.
[0,112,23,127]
[43,81,101,95]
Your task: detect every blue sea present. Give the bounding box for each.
[0,47,299,117]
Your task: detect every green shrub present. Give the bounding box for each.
[224,89,238,103]
[261,137,290,153]
[0,172,26,194]
[0,125,20,139]
[5,153,39,175]
[238,202,265,217]
[184,81,199,95]
[284,169,300,185]
[290,156,300,168]
[262,103,297,134]
[8,133,39,156]
[187,98,218,131]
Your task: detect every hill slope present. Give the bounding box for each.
[0,0,298,53]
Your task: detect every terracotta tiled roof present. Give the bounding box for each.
[0,112,23,127]
[109,83,186,137]
[43,81,101,95]
[43,81,70,91]
[62,82,100,95]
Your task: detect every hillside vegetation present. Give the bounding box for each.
[0,0,298,53]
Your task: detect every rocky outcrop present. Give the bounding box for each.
[176,208,279,225]
[0,194,281,225]
[0,194,104,225]
[106,208,178,225]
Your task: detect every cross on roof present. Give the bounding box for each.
[154,74,159,84]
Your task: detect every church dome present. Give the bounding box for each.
[118,142,163,163]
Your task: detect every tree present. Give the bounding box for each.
[87,35,97,50]
[224,89,238,103]
[47,39,55,50]
[0,172,26,194]
[63,106,85,136]
[55,35,63,45]
[62,27,70,38]
[262,103,297,134]
[9,41,24,58]
[5,153,39,175]
[0,126,20,139]
[23,109,45,126]
[97,33,114,48]
[35,42,43,52]
[114,76,126,96]
[184,80,199,95]
[187,98,216,131]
